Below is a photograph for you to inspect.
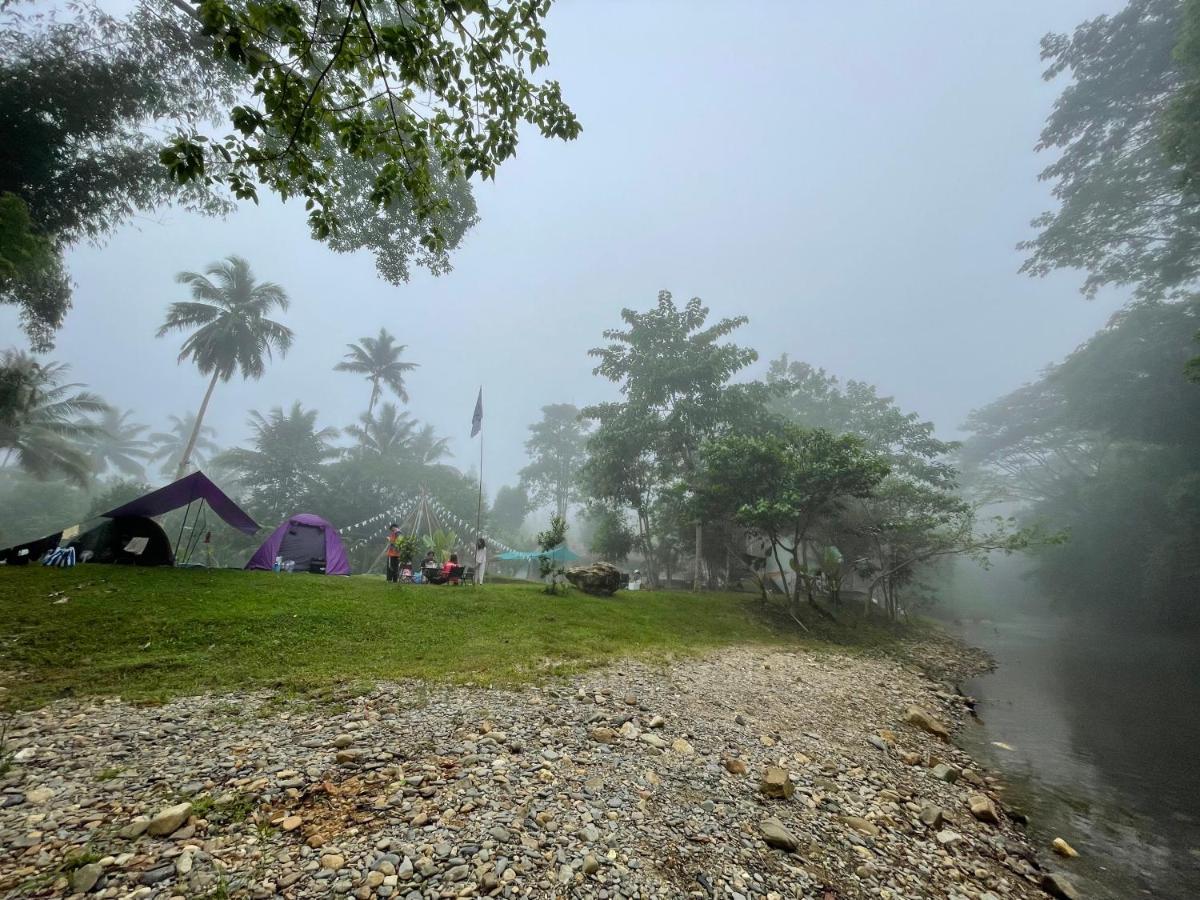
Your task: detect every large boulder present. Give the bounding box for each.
[564,562,623,596]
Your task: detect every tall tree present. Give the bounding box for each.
[584,291,763,589]
[490,483,530,536]
[81,408,152,478]
[697,425,890,609]
[766,354,958,488]
[0,350,106,487]
[335,328,417,416]
[218,403,339,521]
[1021,0,1194,302]
[149,412,220,477]
[409,423,453,466]
[962,298,1200,624]
[345,402,416,457]
[519,403,589,521]
[157,255,294,479]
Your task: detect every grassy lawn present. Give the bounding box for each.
[0,567,809,709]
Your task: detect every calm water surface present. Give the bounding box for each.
[955,615,1200,900]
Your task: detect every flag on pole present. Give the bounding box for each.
[470,387,483,437]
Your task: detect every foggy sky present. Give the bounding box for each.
[2,0,1129,508]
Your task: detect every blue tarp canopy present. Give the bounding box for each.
[496,545,580,562]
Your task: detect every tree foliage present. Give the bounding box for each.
[218,402,340,522]
[0,350,106,487]
[962,297,1200,623]
[335,328,418,415]
[519,403,588,520]
[80,408,152,479]
[158,254,293,477]
[536,513,568,594]
[490,482,530,537]
[697,425,890,607]
[0,1,238,347]
[149,412,220,477]
[583,290,764,587]
[161,0,580,252]
[1021,0,1197,301]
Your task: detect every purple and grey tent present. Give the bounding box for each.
[246,513,350,575]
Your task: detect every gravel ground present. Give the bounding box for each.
[0,643,1075,899]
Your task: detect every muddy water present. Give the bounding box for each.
[954,615,1200,899]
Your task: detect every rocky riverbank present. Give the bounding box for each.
[0,640,1079,899]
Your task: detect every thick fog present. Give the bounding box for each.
[1,0,1127,494]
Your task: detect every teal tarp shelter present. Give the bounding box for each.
[496,546,580,562]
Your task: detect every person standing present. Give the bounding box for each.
[475,537,488,585]
[385,523,402,583]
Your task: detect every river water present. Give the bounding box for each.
[953,615,1200,900]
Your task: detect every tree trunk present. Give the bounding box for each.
[176,370,220,480]
[771,541,789,596]
[692,521,702,593]
[367,378,380,418]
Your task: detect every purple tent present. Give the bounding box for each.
[246,513,350,575]
[102,471,258,535]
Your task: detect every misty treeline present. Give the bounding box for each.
[1,0,578,349]
[504,291,1037,623]
[985,0,1200,626]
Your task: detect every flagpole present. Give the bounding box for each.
[475,416,484,537]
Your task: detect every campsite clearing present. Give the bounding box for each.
[0,568,826,709]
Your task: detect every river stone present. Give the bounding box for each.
[25,787,53,805]
[589,727,619,744]
[147,802,192,836]
[918,802,944,829]
[140,865,174,885]
[935,829,962,848]
[759,817,800,852]
[723,757,748,775]
[1052,837,1079,857]
[582,854,600,875]
[968,794,1001,825]
[120,816,151,838]
[931,763,961,783]
[904,706,950,741]
[71,862,103,893]
[1041,872,1082,900]
[563,563,622,595]
[639,733,668,749]
[671,737,694,755]
[843,816,879,837]
[321,853,345,870]
[759,766,794,799]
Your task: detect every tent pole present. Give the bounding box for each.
[173,500,193,563]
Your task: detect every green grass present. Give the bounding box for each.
[0,567,819,709]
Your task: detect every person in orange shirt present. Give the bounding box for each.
[384,524,402,583]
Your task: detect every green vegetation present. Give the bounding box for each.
[0,567,809,710]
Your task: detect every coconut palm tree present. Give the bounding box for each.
[81,408,152,478]
[334,328,418,417]
[409,422,453,465]
[345,402,417,457]
[0,350,107,487]
[148,412,220,476]
[157,255,294,479]
[219,403,339,520]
